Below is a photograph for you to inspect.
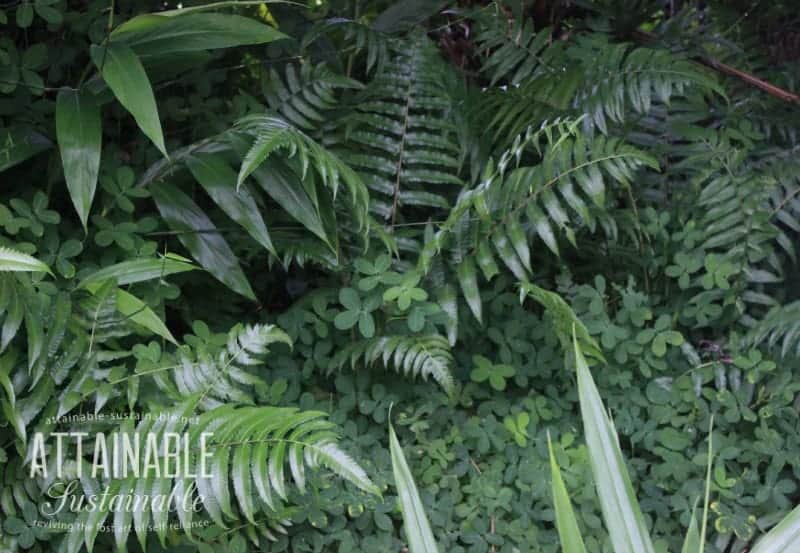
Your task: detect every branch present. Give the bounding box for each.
[699,56,800,104]
[632,30,800,104]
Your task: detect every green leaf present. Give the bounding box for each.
[0,247,52,274]
[186,153,275,254]
[249,163,328,245]
[90,44,167,158]
[112,13,286,56]
[681,504,701,553]
[84,282,177,344]
[750,503,800,553]
[548,434,588,553]
[334,309,359,330]
[457,257,482,324]
[574,330,656,553]
[78,254,196,289]
[151,182,255,300]
[0,126,51,173]
[389,422,440,553]
[56,88,102,229]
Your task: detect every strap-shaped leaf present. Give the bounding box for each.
[574,331,656,553]
[0,126,51,173]
[750,504,800,553]
[548,434,588,553]
[186,153,275,254]
[0,247,52,275]
[56,87,102,229]
[456,257,482,323]
[681,504,701,553]
[390,422,440,553]
[249,162,329,245]
[84,282,176,344]
[90,43,167,157]
[78,253,195,288]
[112,13,286,56]
[151,181,255,300]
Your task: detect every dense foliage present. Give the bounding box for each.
[1,0,800,552]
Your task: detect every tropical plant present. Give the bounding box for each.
[2,0,800,552]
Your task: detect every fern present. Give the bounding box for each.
[472,11,556,86]
[569,36,723,134]
[746,301,800,358]
[161,323,291,409]
[233,113,371,234]
[303,17,390,76]
[329,334,455,395]
[419,120,658,322]
[340,32,462,224]
[262,62,363,132]
[63,398,379,553]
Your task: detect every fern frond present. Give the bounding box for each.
[342,32,462,224]
[473,12,556,86]
[303,17,390,75]
[329,334,455,395]
[262,62,362,131]
[67,399,378,553]
[746,301,800,358]
[233,113,370,234]
[168,323,291,409]
[570,36,724,134]
[419,121,657,322]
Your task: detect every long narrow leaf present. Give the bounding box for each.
[91,44,167,158]
[186,153,275,254]
[750,504,800,553]
[56,88,102,229]
[0,247,52,275]
[389,423,440,553]
[151,182,255,300]
[548,433,588,553]
[78,254,195,289]
[111,13,286,55]
[574,330,656,553]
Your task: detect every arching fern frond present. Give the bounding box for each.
[329,334,455,395]
[303,17,390,75]
[233,113,370,234]
[419,120,658,323]
[472,11,557,86]
[64,398,379,553]
[164,323,291,409]
[262,62,363,132]
[569,36,724,134]
[746,301,800,358]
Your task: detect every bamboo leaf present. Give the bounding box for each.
[78,253,196,289]
[681,504,701,553]
[151,181,255,300]
[456,257,482,323]
[249,162,328,246]
[186,153,275,254]
[91,43,167,158]
[56,88,102,229]
[750,504,800,553]
[112,13,286,56]
[84,282,177,344]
